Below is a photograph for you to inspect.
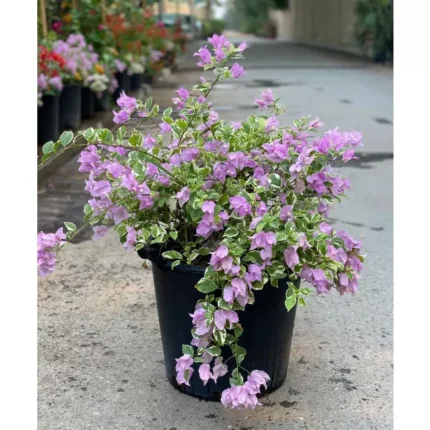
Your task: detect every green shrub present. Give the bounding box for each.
[202,19,226,38]
[354,0,393,62]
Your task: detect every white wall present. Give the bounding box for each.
[271,0,361,55]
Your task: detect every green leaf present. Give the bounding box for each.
[163,107,172,117]
[129,133,143,147]
[117,126,127,142]
[144,97,153,111]
[206,346,221,356]
[162,250,182,260]
[42,141,54,154]
[41,153,53,163]
[217,298,232,310]
[285,286,297,311]
[213,329,227,346]
[150,225,163,238]
[83,204,92,215]
[269,173,282,189]
[98,129,114,143]
[171,260,181,270]
[198,247,210,256]
[298,297,306,306]
[235,345,246,365]
[59,131,73,147]
[83,128,95,141]
[169,231,178,240]
[224,227,239,238]
[234,325,243,338]
[64,222,77,232]
[182,345,194,356]
[188,251,199,262]
[196,279,218,293]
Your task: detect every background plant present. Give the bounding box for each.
[354,0,393,63]
[38,44,66,105]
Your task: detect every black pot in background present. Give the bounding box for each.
[113,71,130,101]
[95,91,111,112]
[59,84,82,131]
[38,94,60,146]
[130,73,143,90]
[142,73,154,85]
[138,250,298,401]
[81,87,95,120]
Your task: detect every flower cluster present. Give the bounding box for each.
[37,228,66,277]
[38,46,66,105]
[53,34,99,84]
[38,35,365,409]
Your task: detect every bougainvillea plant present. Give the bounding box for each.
[38,35,364,409]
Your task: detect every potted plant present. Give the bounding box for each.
[38,36,364,409]
[125,53,145,90]
[37,45,65,145]
[53,34,89,126]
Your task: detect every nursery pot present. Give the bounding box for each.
[130,73,143,90]
[81,87,95,120]
[138,249,298,401]
[59,84,82,130]
[38,94,60,146]
[113,71,130,101]
[142,73,154,85]
[95,91,110,112]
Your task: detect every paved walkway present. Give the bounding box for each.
[38,40,393,430]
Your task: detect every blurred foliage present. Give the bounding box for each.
[201,19,226,38]
[227,0,282,37]
[354,0,393,62]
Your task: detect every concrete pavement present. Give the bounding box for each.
[38,40,393,429]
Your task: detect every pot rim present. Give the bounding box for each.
[137,245,206,274]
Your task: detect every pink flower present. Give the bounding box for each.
[221,371,269,409]
[113,109,130,124]
[116,91,136,112]
[249,232,277,250]
[231,63,245,78]
[160,122,172,134]
[223,278,248,305]
[202,200,216,214]
[212,357,228,383]
[265,115,279,133]
[190,307,212,336]
[210,245,233,274]
[193,46,212,67]
[198,364,212,386]
[176,187,190,207]
[229,196,252,217]
[92,225,109,240]
[175,354,194,386]
[85,174,111,197]
[319,222,333,234]
[284,246,299,270]
[214,310,239,330]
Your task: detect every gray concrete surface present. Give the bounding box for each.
[38,40,393,429]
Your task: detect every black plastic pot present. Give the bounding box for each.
[142,73,154,85]
[59,84,82,130]
[113,71,130,101]
[138,249,298,401]
[81,87,95,120]
[95,91,110,112]
[130,73,143,90]
[38,94,60,146]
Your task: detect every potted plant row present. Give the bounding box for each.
[38,36,364,409]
